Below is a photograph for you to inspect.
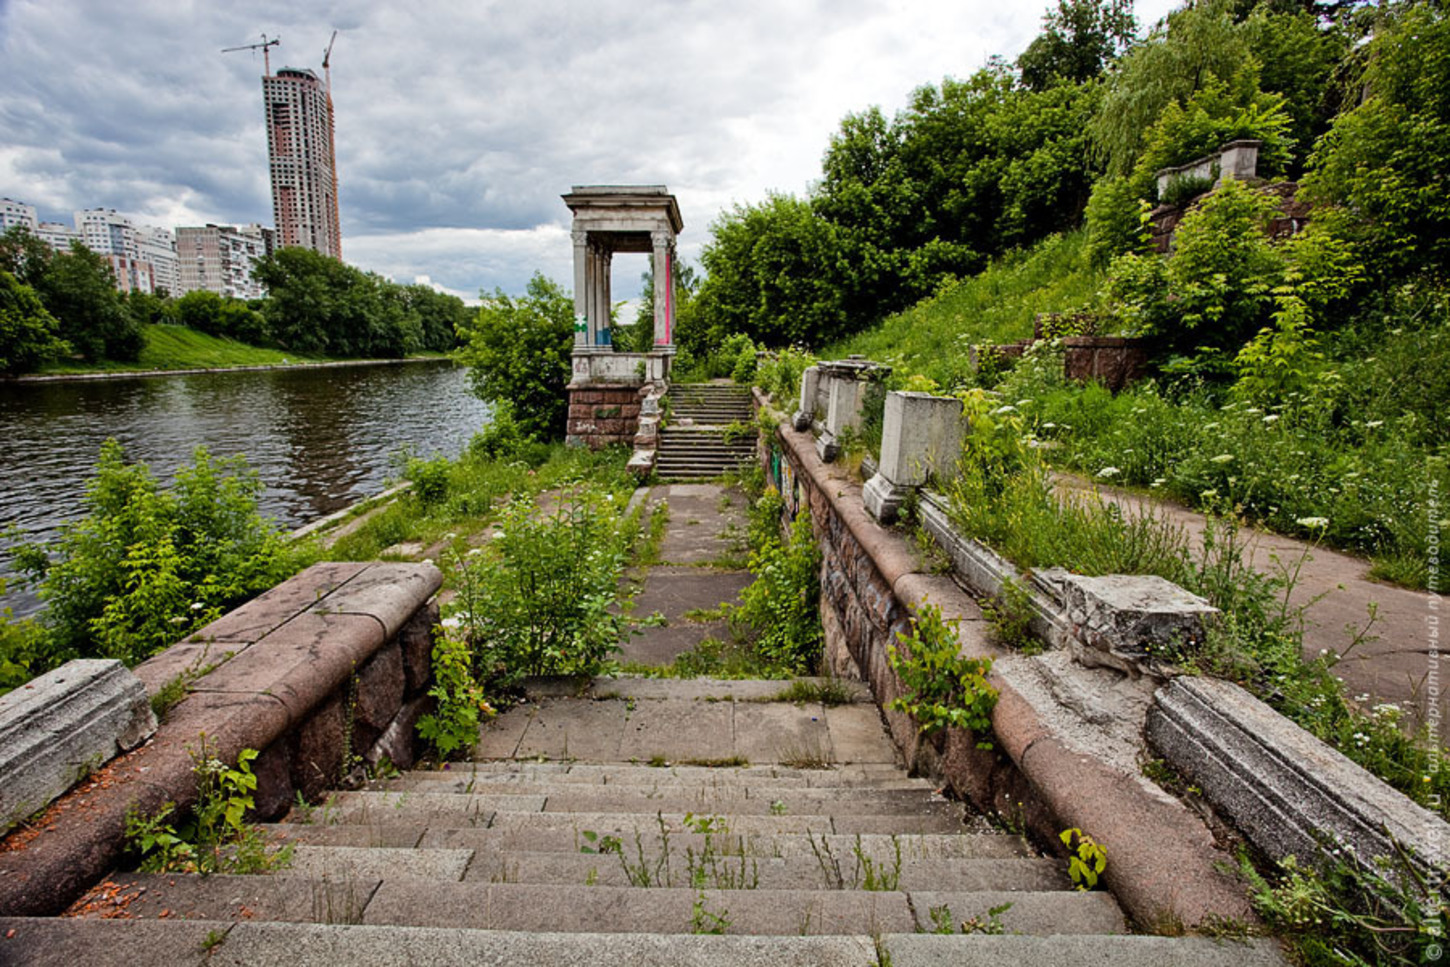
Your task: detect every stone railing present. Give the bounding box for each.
[766,388,1450,922]
[0,560,441,917]
[792,356,891,463]
[1154,138,1261,199]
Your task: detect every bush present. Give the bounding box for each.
[448,490,632,689]
[732,495,822,673]
[0,270,68,374]
[12,440,298,666]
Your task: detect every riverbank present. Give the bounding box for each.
[8,355,453,384]
[3,324,452,383]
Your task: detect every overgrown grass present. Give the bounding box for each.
[326,444,636,562]
[824,230,1106,389]
[37,325,332,374]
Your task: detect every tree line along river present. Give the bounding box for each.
[0,360,490,619]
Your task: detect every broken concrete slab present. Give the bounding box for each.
[0,659,156,832]
[1148,675,1450,881]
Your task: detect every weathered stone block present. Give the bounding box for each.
[398,605,437,698]
[250,737,295,820]
[292,694,345,800]
[0,660,157,831]
[1148,676,1450,882]
[877,392,965,488]
[793,365,820,431]
[353,644,405,754]
[367,695,430,772]
[1047,570,1217,662]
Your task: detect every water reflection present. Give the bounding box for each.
[0,361,490,617]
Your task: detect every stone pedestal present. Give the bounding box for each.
[792,365,820,431]
[812,357,890,463]
[863,391,964,524]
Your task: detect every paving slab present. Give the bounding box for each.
[824,704,903,764]
[732,701,833,765]
[536,790,958,818]
[590,676,871,703]
[650,485,749,566]
[617,697,736,761]
[906,889,1124,935]
[508,698,631,761]
[484,810,835,837]
[259,823,426,849]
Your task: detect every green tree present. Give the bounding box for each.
[0,270,69,373]
[1302,2,1450,282]
[13,441,295,665]
[456,273,573,440]
[0,228,141,361]
[1018,0,1137,92]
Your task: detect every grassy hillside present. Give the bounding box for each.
[823,230,1104,387]
[37,326,333,375]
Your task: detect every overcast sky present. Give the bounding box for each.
[0,0,1178,302]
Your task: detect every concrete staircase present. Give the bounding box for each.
[7,681,1285,965]
[657,382,755,480]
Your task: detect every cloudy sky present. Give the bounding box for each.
[1,0,1177,302]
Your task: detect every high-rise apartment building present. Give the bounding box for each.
[176,224,274,299]
[263,67,341,258]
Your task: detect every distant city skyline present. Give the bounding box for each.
[0,1,1179,302]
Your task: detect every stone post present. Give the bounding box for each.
[651,229,674,350]
[813,357,890,463]
[793,366,820,431]
[863,391,965,524]
[571,230,589,350]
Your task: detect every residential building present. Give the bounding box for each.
[176,224,271,299]
[263,67,341,258]
[35,222,78,250]
[72,208,176,295]
[0,197,38,234]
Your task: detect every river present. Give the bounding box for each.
[0,360,491,618]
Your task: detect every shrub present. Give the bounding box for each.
[416,629,493,759]
[406,455,451,507]
[887,602,997,746]
[449,490,632,688]
[12,440,297,666]
[732,494,822,674]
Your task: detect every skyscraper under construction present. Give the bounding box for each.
[263,66,341,258]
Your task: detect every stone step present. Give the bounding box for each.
[64,876,1126,936]
[308,795,966,835]
[371,772,934,799]
[405,759,915,785]
[358,782,954,816]
[460,849,1067,892]
[264,826,1033,861]
[0,918,1292,967]
[584,675,873,703]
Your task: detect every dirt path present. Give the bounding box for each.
[1055,474,1447,726]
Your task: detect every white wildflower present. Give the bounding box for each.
[1262,414,1279,424]
[1366,420,1384,429]
[992,404,1017,416]
[1210,454,1234,464]
[1296,516,1329,530]
[1097,467,1121,479]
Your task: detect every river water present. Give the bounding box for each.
[0,360,491,618]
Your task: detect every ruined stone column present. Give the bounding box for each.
[651,229,674,350]
[863,391,965,524]
[571,229,589,349]
[599,247,613,347]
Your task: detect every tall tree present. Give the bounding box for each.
[1017,0,1137,92]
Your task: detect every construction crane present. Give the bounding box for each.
[322,30,338,92]
[322,30,342,259]
[221,33,280,75]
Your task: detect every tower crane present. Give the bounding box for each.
[221,33,280,75]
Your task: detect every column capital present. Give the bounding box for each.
[650,229,674,250]
[571,229,589,246]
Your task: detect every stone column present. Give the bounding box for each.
[651,230,674,349]
[598,247,613,348]
[571,230,589,350]
[793,366,820,430]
